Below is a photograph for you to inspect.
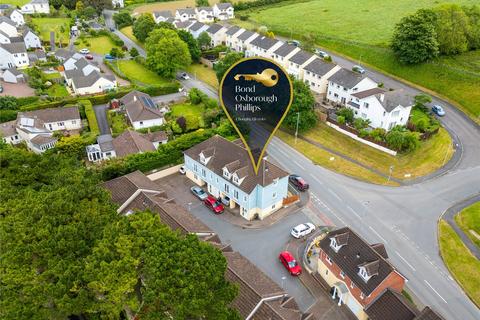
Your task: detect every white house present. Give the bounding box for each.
[2,68,25,83]
[0,120,22,145]
[195,7,214,23]
[5,9,25,26]
[205,23,228,47]
[73,57,100,75]
[175,8,196,22]
[187,21,209,39]
[213,3,234,20]
[327,68,378,106]
[21,0,50,14]
[15,106,81,153]
[303,58,341,96]
[153,10,173,24]
[21,28,41,49]
[225,26,245,51]
[245,35,282,59]
[0,16,18,37]
[121,91,166,130]
[112,0,124,8]
[348,88,413,130]
[0,30,10,44]
[234,30,258,53]
[0,42,29,69]
[62,53,85,70]
[71,71,117,95]
[173,20,194,31]
[287,49,316,79]
[272,42,300,69]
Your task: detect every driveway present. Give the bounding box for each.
[93,104,110,135]
[0,80,35,97]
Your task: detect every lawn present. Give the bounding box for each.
[455,202,480,248]
[169,102,206,130]
[438,220,480,308]
[120,26,144,48]
[275,130,399,186]
[186,64,219,89]
[236,0,480,124]
[116,60,172,86]
[108,111,129,137]
[43,72,62,80]
[294,122,453,181]
[4,0,29,6]
[31,18,70,44]
[46,84,69,97]
[76,36,120,55]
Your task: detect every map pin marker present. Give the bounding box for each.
[219,57,293,175]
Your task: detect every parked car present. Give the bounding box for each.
[179,166,186,175]
[190,186,207,200]
[287,40,301,47]
[109,27,115,32]
[220,195,230,206]
[0,85,3,93]
[352,65,366,74]
[289,174,309,191]
[85,54,93,60]
[432,104,446,117]
[315,49,329,58]
[104,54,116,60]
[80,48,90,54]
[279,251,302,276]
[179,72,190,80]
[204,195,224,214]
[291,223,316,238]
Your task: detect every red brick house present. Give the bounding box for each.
[317,227,407,320]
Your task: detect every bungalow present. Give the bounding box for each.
[175,8,196,22]
[0,16,18,37]
[4,9,25,26]
[2,68,25,83]
[348,88,413,130]
[15,106,81,153]
[205,23,228,47]
[234,29,258,53]
[153,10,173,24]
[21,0,50,14]
[122,90,166,130]
[187,21,209,39]
[71,71,117,95]
[245,35,283,59]
[272,42,300,69]
[86,130,168,162]
[195,7,214,23]
[326,68,378,106]
[225,26,245,51]
[287,49,316,79]
[0,120,22,144]
[21,27,41,49]
[55,49,83,63]
[0,42,29,69]
[72,57,100,75]
[213,3,234,20]
[318,227,407,320]
[303,58,341,97]
[183,135,290,221]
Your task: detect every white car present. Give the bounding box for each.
[80,48,90,54]
[179,72,190,80]
[291,223,316,238]
[315,49,329,58]
[179,165,186,174]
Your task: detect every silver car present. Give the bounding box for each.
[190,186,207,200]
[291,223,316,238]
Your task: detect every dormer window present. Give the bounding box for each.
[330,238,342,253]
[223,168,231,179]
[232,175,239,184]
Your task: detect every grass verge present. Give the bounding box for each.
[116,60,171,86]
[454,202,480,249]
[186,64,219,89]
[275,130,399,186]
[438,220,480,308]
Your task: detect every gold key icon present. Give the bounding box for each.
[234,68,279,87]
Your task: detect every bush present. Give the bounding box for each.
[80,100,99,135]
[188,88,207,104]
[353,118,370,130]
[336,107,354,124]
[369,128,386,142]
[0,110,18,122]
[234,0,291,11]
[337,115,345,125]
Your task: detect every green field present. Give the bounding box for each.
[116,60,171,85]
[4,0,29,6]
[439,220,480,308]
[186,64,219,89]
[31,18,70,44]
[455,202,480,248]
[76,36,120,55]
[236,0,480,123]
[46,84,69,97]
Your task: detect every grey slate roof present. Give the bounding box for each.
[97,134,114,152]
[153,10,173,19]
[0,120,17,137]
[377,89,413,112]
[273,42,297,57]
[225,25,241,36]
[327,67,365,89]
[30,135,57,146]
[124,92,164,122]
[9,36,24,43]
[177,8,195,15]
[237,30,257,41]
[19,106,80,123]
[72,71,115,89]
[0,42,26,54]
[289,49,313,65]
[250,36,280,50]
[64,69,84,79]
[173,20,193,29]
[5,68,22,76]
[216,3,233,9]
[197,6,213,12]
[303,58,336,76]
[0,16,16,27]
[206,23,224,35]
[351,87,386,99]
[54,48,74,60]
[188,21,205,32]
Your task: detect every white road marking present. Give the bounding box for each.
[424,280,448,304]
[328,189,342,202]
[395,251,416,271]
[347,205,361,219]
[369,226,388,244]
[293,160,305,170]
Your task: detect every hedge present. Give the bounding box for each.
[81,100,99,135]
[234,0,292,11]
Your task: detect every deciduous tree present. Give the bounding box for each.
[213,51,244,82]
[177,29,201,62]
[133,13,156,42]
[284,78,317,132]
[197,31,212,49]
[434,4,470,55]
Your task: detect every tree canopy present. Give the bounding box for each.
[133,13,156,43]
[197,31,212,49]
[283,78,317,132]
[177,29,201,62]
[113,11,133,29]
[213,51,244,82]
[146,28,192,78]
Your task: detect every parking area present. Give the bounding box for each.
[0,80,35,97]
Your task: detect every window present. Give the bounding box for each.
[223,168,231,179]
[361,113,367,119]
[273,192,277,199]
[340,271,345,279]
[350,282,355,289]
[363,102,369,109]
[72,120,76,124]
[234,190,239,199]
[334,93,339,98]
[326,255,332,264]
[139,121,143,125]
[232,175,239,184]
[326,269,329,275]
[360,293,365,299]
[193,163,198,172]
[271,204,275,209]
[202,169,206,177]
[224,184,229,193]
[383,111,386,116]
[244,195,247,202]
[392,110,400,117]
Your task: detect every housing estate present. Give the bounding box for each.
[2,9,25,26]
[183,135,290,220]
[187,21,209,39]
[205,23,228,47]
[153,10,173,24]
[2,68,25,83]
[195,7,214,23]
[120,90,167,130]
[0,42,29,69]
[213,3,234,20]
[245,35,283,59]
[21,0,50,14]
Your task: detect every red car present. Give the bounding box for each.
[289,174,309,191]
[279,251,302,276]
[85,54,94,60]
[204,195,224,214]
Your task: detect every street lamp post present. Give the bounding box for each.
[387,165,394,183]
[294,112,300,144]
